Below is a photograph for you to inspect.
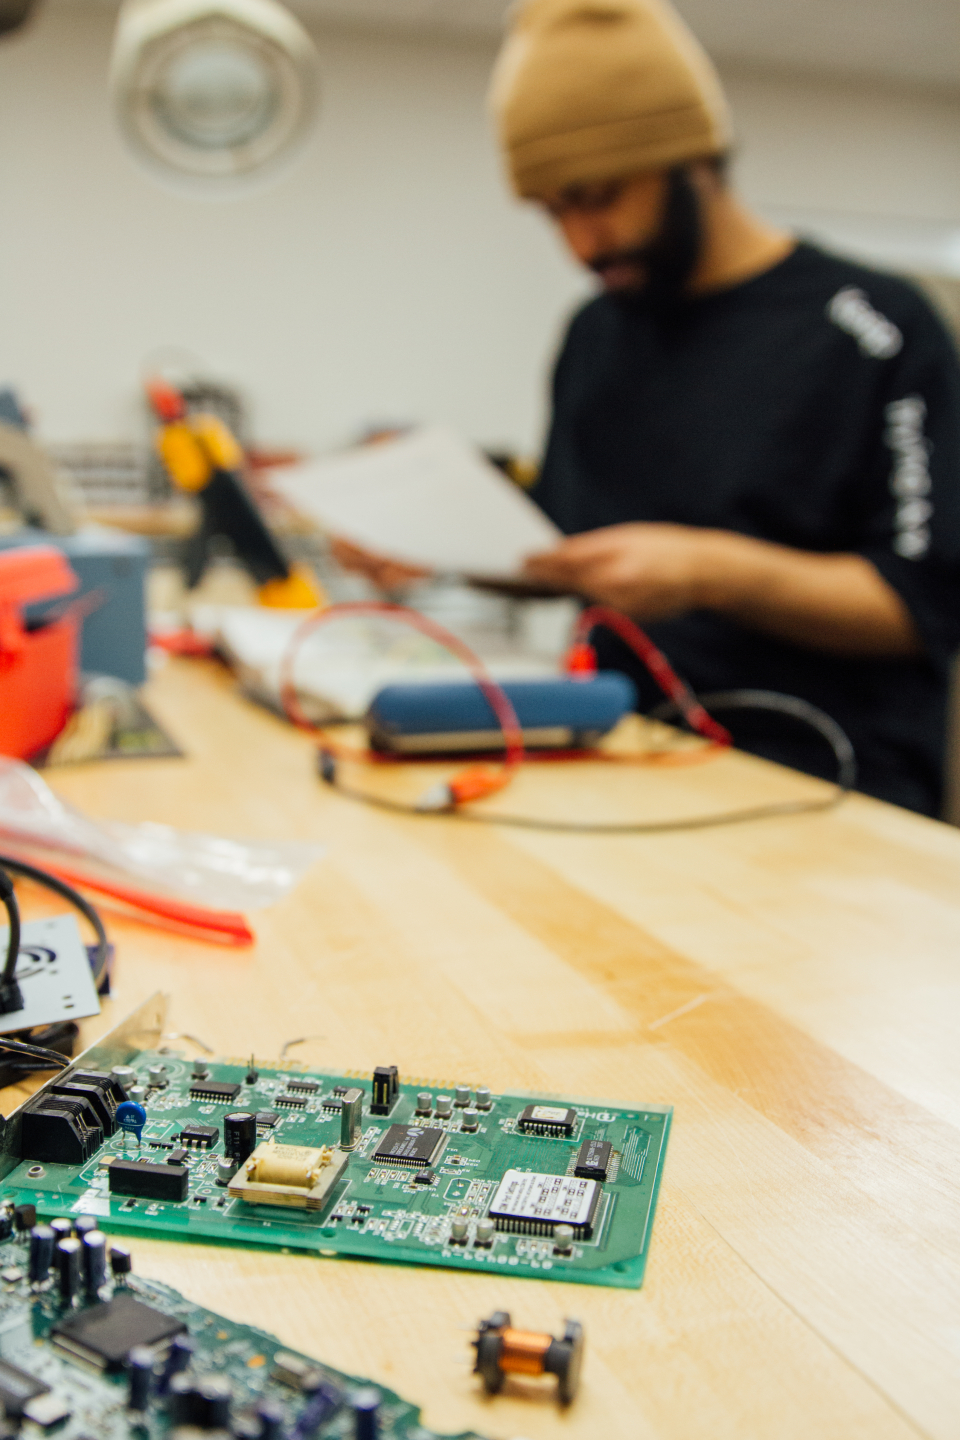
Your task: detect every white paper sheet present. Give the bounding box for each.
[272,425,562,579]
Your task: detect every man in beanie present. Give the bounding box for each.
[492,0,960,815]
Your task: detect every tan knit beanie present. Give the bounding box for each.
[490,0,733,199]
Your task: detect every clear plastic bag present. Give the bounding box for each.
[0,757,324,911]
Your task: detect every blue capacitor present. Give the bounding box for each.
[116,1101,147,1146]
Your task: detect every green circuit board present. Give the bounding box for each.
[0,1226,485,1438]
[0,1002,670,1291]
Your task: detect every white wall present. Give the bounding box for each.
[0,3,587,453]
[0,3,958,454]
[725,68,960,275]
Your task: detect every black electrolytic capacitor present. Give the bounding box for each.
[50,1218,73,1243]
[168,1373,203,1427]
[127,1346,154,1411]
[351,1387,381,1440]
[199,1376,232,1429]
[29,1225,55,1284]
[256,1399,285,1440]
[74,1214,98,1240]
[56,1237,82,1305]
[0,1208,14,1242]
[158,1334,195,1395]
[224,1111,258,1165]
[82,1230,107,1296]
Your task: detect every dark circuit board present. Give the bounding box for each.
[0,997,671,1291]
[0,1222,485,1438]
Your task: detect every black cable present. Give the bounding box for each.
[317,689,856,835]
[0,870,20,983]
[0,853,110,988]
[0,869,23,1013]
[0,854,111,1080]
[0,1037,69,1068]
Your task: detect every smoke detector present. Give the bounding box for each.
[110,0,319,190]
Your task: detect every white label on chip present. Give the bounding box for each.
[489,1170,597,1226]
[528,1106,569,1123]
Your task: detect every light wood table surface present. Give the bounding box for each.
[9,656,960,1440]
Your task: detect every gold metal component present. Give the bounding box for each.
[227,1142,348,1210]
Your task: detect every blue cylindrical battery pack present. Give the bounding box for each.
[367,672,636,754]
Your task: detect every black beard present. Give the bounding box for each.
[589,167,704,314]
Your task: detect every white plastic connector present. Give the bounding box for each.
[414,783,456,813]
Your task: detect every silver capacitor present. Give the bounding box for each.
[216,1157,237,1185]
[111,1065,136,1089]
[127,1085,147,1104]
[460,1109,479,1131]
[434,1095,453,1119]
[454,1085,471,1107]
[450,1216,468,1242]
[147,1065,167,1087]
[340,1088,363,1149]
[475,1218,495,1246]
[553,1223,574,1253]
[415,1093,432,1115]
[475,1087,493,1110]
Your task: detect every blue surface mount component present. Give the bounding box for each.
[367,672,637,754]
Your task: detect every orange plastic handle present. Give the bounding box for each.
[8,853,254,945]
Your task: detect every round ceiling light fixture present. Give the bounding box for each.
[110,0,319,191]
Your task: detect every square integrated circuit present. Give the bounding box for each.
[372,1125,446,1167]
[52,1293,187,1370]
[488,1169,601,1238]
[517,1105,577,1137]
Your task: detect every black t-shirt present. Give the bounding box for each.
[532,241,960,815]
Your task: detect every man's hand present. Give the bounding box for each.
[523,523,707,619]
[523,522,922,658]
[329,537,431,593]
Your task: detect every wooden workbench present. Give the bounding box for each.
[11,656,960,1440]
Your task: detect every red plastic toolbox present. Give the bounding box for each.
[0,546,79,759]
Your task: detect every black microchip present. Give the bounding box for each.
[109,1160,189,1202]
[0,1358,48,1415]
[13,1204,36,1232]
[167,1148,188,1165]
[285,1079,319,1093]
[52,1293,186,1371]
[574,1137,612,1181]
[372,1125,445,1167]
[189,1081,241,1103]
[321,1098,343,1114]
[276,1095,307,1109]
[255,1111,279,1128]
[180,1125,219,1149]
[412,1169,435,1185]
[517,1104,577,1137]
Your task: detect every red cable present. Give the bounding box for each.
[279,601,730,809]
[574,606,732,748]
[279,603,526,801]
